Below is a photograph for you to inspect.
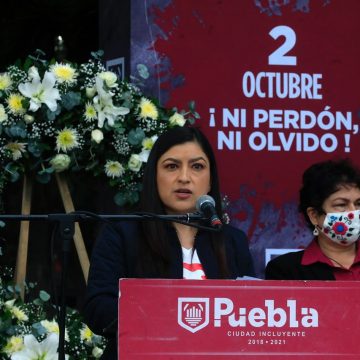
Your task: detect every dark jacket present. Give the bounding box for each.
[265,250,335,280]
[83,221,254,359]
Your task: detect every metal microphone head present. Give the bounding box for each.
[196,195,216,212]
[196,195,222,229]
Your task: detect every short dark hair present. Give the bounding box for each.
[137,126,228,277]
[299,158,360,228]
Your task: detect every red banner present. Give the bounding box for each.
[118,279,360,359]
[130,0,360,276]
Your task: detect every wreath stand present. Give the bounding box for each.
[14,173,90,299]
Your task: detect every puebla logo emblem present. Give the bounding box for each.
[178,297,209,333]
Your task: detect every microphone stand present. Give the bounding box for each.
[0,211,209,360]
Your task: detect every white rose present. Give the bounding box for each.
[0,73,12,91]
[50,154,71,172]
[128,154,142,172]
[98,71,117,88]
[169,112,186,127]
[24,114,35,124]
[86,87,96,98]
[91,129,104,144]
[92,347,104,359]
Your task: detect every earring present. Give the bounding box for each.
[313,227,319,236]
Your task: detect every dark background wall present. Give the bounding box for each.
[0,0,131,310]
[0,0,99,69]
[0,0,100,310]
[99,0,131,77]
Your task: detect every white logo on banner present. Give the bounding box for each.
[178,297,319,333]
[178,298,209,333]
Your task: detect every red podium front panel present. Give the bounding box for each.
[118,279,360,359]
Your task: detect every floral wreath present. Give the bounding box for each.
[0,242,107,359]
[0,50,198,215]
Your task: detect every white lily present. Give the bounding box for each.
[138,149,150,163]
[142,135,158,150]
[93,77,129,128]
[11,333,68,360]
[5,299,16,308]
[18,71,61,112]
[28,66,40,81]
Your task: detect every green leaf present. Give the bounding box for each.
[128,128,145,146]
[193,111,201,119]
[4,163,21,183]
[2,321,16,335]
[33,298,42,306]
[91,50,104,60]
[36,171,51,184]
[128,191,139,205]
[46,105,61,121]
[120,91,134,105]
[6,125,27,138]
[23,57,34,72]
[27,142,43,157]
[85,160,99,171]
[188,100,196,111]
[134,182,143,192]
[37,166,54,175]
[113,125,126,134]
[137,64,149,79]
[22,98,30,110]
[61,92,82,111]
[34,49,46,57]
[114,192,127,207]
[187,117,196,125]
[32,322,47,336]
[39,290,51,302]
[92,334,104,345]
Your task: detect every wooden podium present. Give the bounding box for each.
[14,173,90,298]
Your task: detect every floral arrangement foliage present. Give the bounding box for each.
[0,245,106,359]
[0,50,198,211]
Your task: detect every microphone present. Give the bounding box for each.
[196,195,222,229]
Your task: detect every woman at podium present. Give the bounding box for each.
[83,126,255,359]
[266,158,360,281]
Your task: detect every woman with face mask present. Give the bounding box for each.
[265,158,360,280]
[83,126,255,359]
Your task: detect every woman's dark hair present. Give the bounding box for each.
[137,126,229,277]
[299,158,360,229]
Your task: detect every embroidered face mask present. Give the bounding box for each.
[317,210,360,246]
